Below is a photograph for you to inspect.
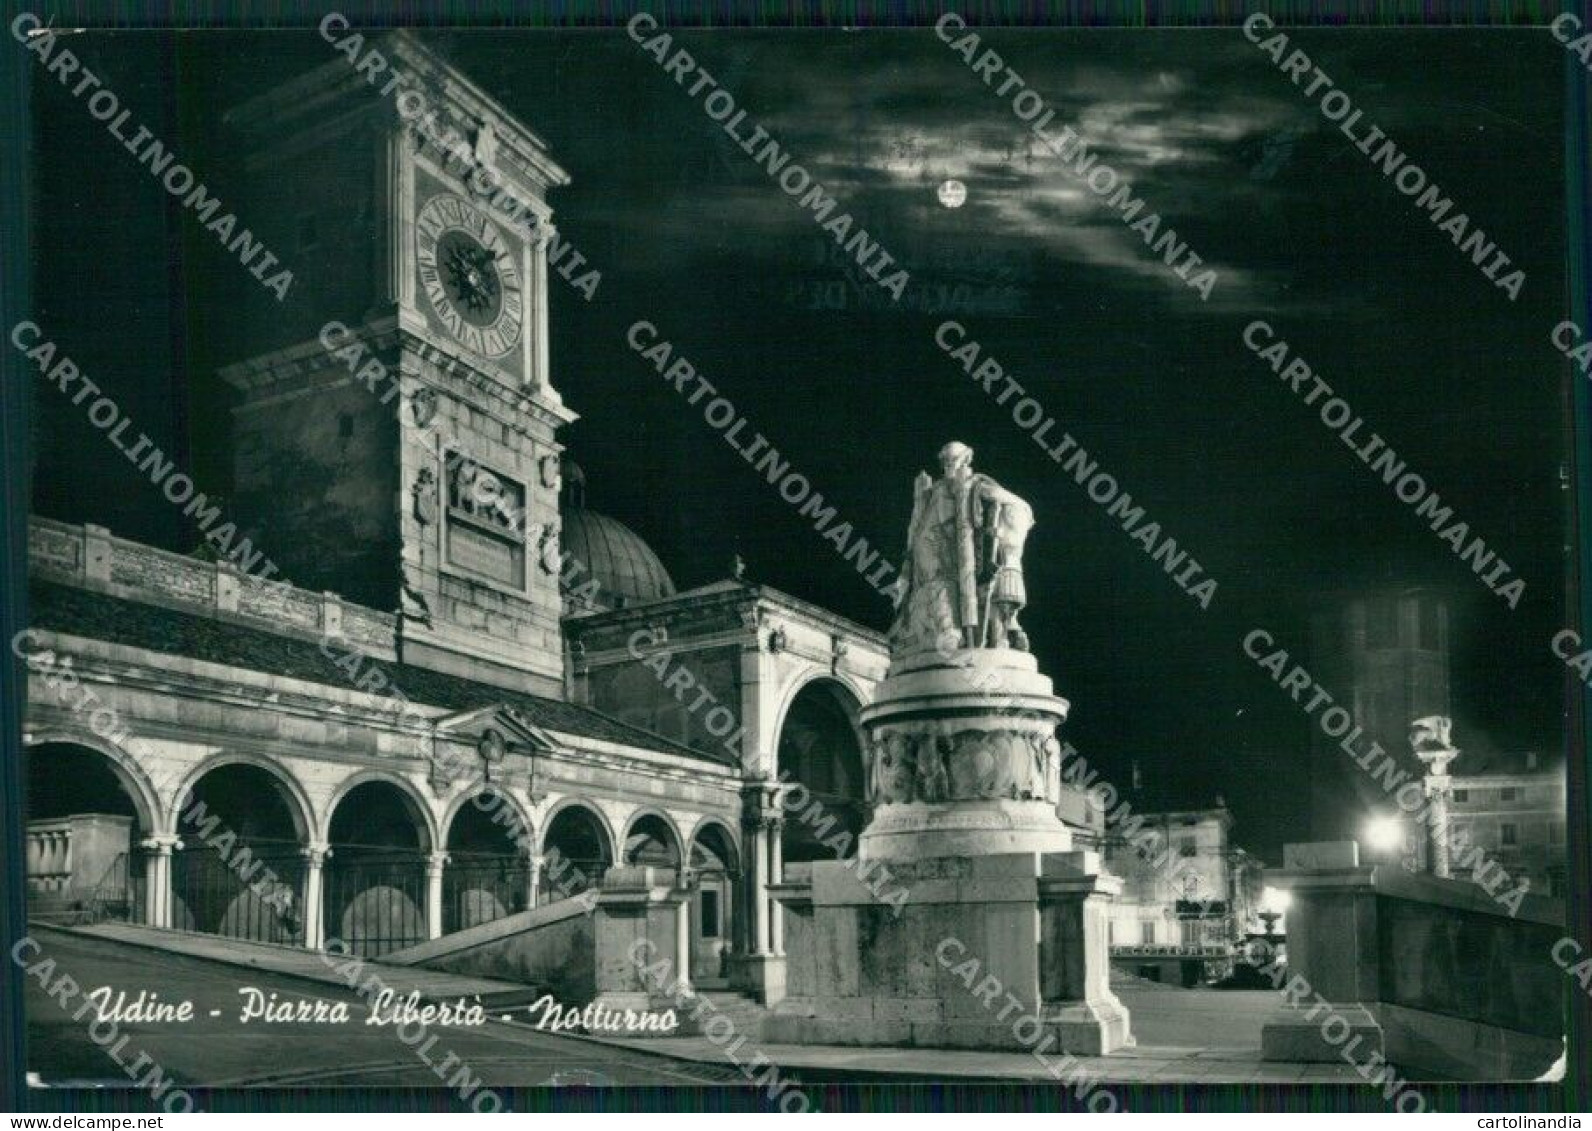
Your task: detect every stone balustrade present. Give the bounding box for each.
[25,818,75,895]
[30,516,397,658]
[24,814,133,912]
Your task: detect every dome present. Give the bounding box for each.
[560,506,676,611]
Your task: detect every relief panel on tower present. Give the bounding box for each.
[412,170,528,381]
[442,451,530,593]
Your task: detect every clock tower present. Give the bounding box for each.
[216,31,575,696]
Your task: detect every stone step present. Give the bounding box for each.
[674,990,767,1037]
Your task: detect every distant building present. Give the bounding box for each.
[1101,803,1265,986]
[1308,588,1451,842]
[1361,744,1568,899]
[1447,752,1567,896]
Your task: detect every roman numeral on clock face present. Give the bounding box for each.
[416,193,523,359]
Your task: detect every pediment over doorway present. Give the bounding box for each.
[429,704,561,794]
[434,703,562,753]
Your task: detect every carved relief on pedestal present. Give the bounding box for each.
[868,722,1061,806]
[869,730,918,805]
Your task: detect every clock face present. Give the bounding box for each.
[416,194,523,359]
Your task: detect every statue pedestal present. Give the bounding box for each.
[858,648,1074,860]
[762,646,1130,1055]
[766,851,1132,1055]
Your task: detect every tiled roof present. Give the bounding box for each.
[28,580,736,768]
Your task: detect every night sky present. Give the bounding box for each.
[27,28,1573,858]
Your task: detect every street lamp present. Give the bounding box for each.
[1258,886,1290,939]
[1363,814,1404,856]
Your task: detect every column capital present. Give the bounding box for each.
[528,223,558,251]
[426,849,451,872]
[139,834,182,855]
[301,842,333,866]
[741,777,785,825]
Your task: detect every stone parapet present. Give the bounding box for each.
[1262,840,1564,1080]
[29,516,398,658]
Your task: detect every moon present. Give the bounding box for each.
[937,179,967,209]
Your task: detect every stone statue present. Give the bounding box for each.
[982,491,1034,651]
[890,441,1033,658]
[1409,716,1454,752]
[915,736,950,803]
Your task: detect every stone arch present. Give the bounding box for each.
[539,797,615,903]
[540,796,617,860]
[23,731,160,926]
[687,816,741,982]
[323,773,437,958]
[324,770,439,852]
[23,728,164,835]
[774,675,869,863]
[167,757,311,945]
[171,750,315,846]
[686,815,742,871]
[442,786,536,934]
[441,785,535,855]
[620,807,685,869]
[770,668,870,759]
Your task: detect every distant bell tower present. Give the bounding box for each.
[215,31,575,696]
[1307,588,1451,841]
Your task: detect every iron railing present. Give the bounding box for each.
[171,844,304,946]
[79,852,140,926]
[444,855,529,934]
[324,849,428,958]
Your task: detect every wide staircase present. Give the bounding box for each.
[382,892,595,1008]
[382,896,771,1039]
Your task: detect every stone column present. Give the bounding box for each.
[747,820,770,956]
[425,851,449,940]
[1423,776,1454,878]
[674,883,693,994]
[526,852,543,911]
[300,843,330,950]
[768,820,785,956]
[139,835,180,930]
[527,228,552,390]
[731,782,786,1005]
[1411,721,1459,879]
